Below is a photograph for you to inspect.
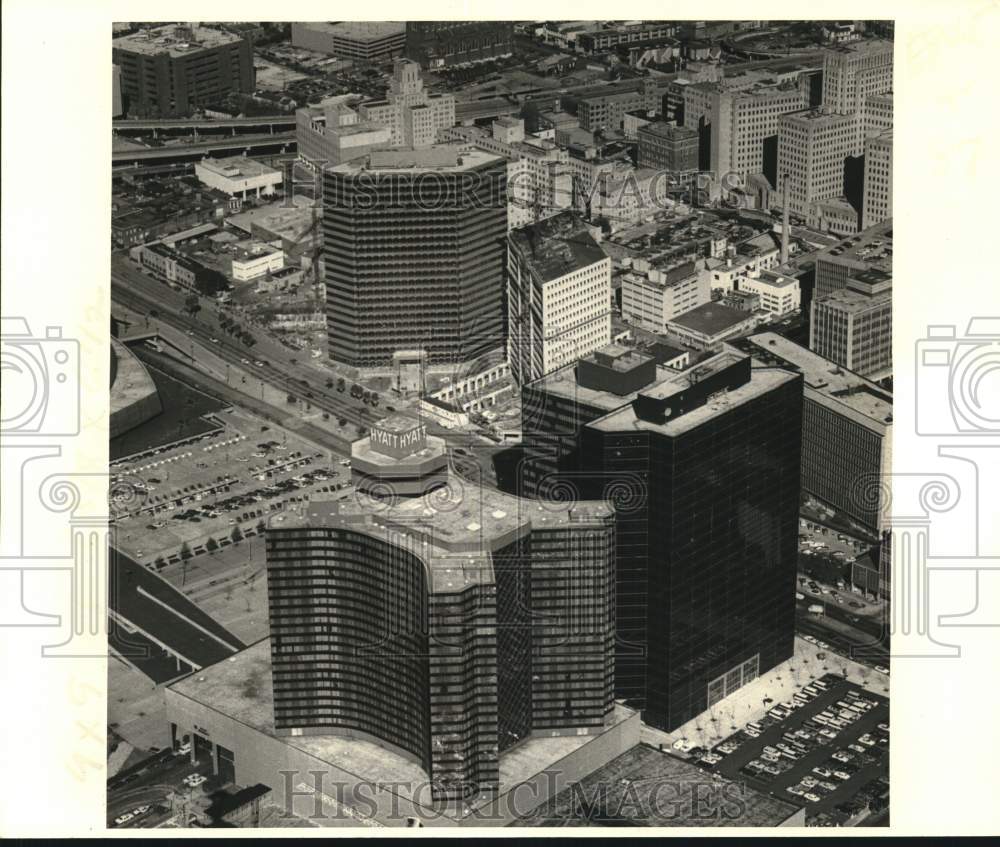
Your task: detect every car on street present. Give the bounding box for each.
[813,766,832,778]
[210,337,219,344]
[803,792,821,803]
[833,770,852,781]
[113,813,134,826]
[874,665,890,675]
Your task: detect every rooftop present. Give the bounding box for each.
[781,107,857,126]
[815,286,892,313]
[113,24,245,57]
[509,212,608,282]
[813,219,893,273]
[269,474,612,563]
[667,302,755,337]
[169,639,637,820]
[530,358,670,411]
[589,355,797,436]
[741,332,893,427]
[196,156,281,180]
[824,37,894,57]
[638,121,698,141]
[332,146,502,174]
[302,21,405,42]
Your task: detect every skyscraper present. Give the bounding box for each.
[323,147,508,371]
[821,39,894,150]
[519,347,803,726]
[265,416,616,800]
[507,212,612,386]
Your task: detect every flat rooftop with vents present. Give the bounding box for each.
[740,332,893,429]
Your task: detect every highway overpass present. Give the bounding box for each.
[113,116,297,137]
[112,132,296,167]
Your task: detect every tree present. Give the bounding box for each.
[231,525,244,544]
[286,393,296,404]
[180,542,193,560]
[338,417,347,427]
[336,377,346,392]
[325,378,334,389]
[206,537,219,553]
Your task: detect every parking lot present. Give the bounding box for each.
[690,674,889,826]
[107,745,223,829]
[110,408,353,566]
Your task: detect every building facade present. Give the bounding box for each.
[777,108,858,220]
[821,39,894,150]
[683,79,811,178]
[507,212,612,385]
[323,147,507,371]
[810,287,892,380]
[112,24,254,117]
[518,349,803,728]
[296,97,393,170]
[359,59,456,148]
[405,21,514,68]
[862,130,893,229]
[194,156,282,199]
[265,416,616,800]
[290,22,406,62]
[739,332,892,534]
[637,122,699,174]
[621,260,710,332]
[738,270,801,316]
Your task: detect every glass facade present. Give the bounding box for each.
[323,161,507,369]
[265,501,616,800]
[583,374,803,731]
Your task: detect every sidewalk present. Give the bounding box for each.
[640,637,889,754]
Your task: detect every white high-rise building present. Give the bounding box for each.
[507,212,612,385]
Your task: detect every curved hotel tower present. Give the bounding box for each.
[265,416,617,801]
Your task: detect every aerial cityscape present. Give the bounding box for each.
[107,19,894,828]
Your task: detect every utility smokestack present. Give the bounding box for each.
[780,172,790,265]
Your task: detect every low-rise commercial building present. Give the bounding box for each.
[813,218,893,300]
[230,243,284,282]
[739,269,801,316]
[621,260,710,332]
[665,301,762,351]
[290,21,406,63]
[194,156,282,200]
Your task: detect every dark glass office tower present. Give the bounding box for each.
[323,148,507,370]
[518,346,803,731]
